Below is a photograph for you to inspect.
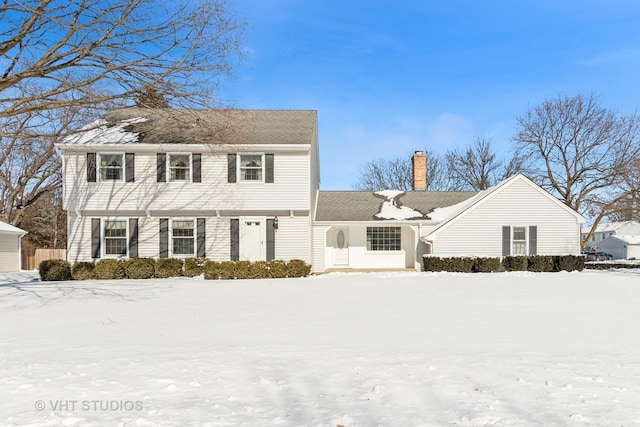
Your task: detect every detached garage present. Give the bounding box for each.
[0,221,27,273]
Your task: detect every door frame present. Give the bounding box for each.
[239,216,266,261]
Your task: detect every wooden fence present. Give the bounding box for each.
[21,248,67,270]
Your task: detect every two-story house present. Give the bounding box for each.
[57,108,319,265]
[58,108,585,273]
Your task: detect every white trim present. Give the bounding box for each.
[169,217,197,258]
[101,218,129,258]
[57,143,312,153]
[510,225,528,256]
[166,152,192,183]
[237,152,265,183]
[239,216,267,261]
[97,152,125,182]
[427,174,585,240]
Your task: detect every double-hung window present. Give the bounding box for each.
[99,153,124,181]
[366,226,401,251]
[239,154,263,182]
[512,226,527,255]
[171,219,195,256]
[104,219,127,256]
[168,154,191,182]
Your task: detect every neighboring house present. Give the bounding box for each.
[56,108,319,265]
[582,221,640,251]
[313,152,585,271]
[594,235,640,260]
[0,221,27,272]
[58,110,584,272]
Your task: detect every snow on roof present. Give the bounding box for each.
[608,235,640,244]
[374,190,424,220]
[0,221,27,235]
[62,117,148,145]
[426,186,492,221]
[582,221,640,234]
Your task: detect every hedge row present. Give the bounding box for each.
[39,258,311,281]
[423,255,584,273]
[584,263,640,270]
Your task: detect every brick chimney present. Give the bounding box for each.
[412,150,427,191]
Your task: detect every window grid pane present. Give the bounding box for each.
[169,155,190,181]
[99,154,123,181]
[366,227,401,251]
[104,220,127,256]
[172,220,194,255]
[512,227,526,255]
[239,154,263,181]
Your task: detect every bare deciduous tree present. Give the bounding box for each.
[444,136,521,191]
[0,0,244,127]
[0,0,245,227]
[353,150,447,191]
[513,93,640,245]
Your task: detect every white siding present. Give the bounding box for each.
[67,214,308,263]
[0,233,20,272]
[312,225,330,273]
[431,179,581,257]
[316,225,416,271]
[274,216,311,262]
[67,214,94,263]
[64,151,311,212]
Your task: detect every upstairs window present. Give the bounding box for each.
[169,154,191,182]
[171,219,195,256]
[99,153,124,181]
[239,154,263,182]
[104,219,127,256]
[366,226,401,251]
[512,226,527,255]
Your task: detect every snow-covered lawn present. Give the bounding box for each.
[1,270,639,426]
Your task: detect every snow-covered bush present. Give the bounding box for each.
[184,257,206,277]
[39,259,71,281]
[94,259,126,280]
[287,259,311,277]
[267,260,288,278]
[71,261,95,280]
[203,261,222,279]
[154,258,183,278]
[124,258,155,279]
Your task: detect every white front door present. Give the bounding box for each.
[240,218,265,261]
[333,228,349,266]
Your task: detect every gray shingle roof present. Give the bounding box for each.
[316,191,477,221]
[97,108,317,145]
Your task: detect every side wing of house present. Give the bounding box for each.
[425,175,584,257]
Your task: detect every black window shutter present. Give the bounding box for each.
[228,154,236,183]
[197,218,206,257]
[157,153,166,182]
[529,226,537,256]
[87,153,97,182]
[230,219,239,261]
[159,218,169,258]
[91,218,101,258]
[502,226,510,256]
[265,154,274,183]
[129,218,138,258]
[125,153,135,182]
[266,219,275,261]
[193,153,201,183]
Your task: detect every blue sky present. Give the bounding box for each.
[218,1,640,190]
